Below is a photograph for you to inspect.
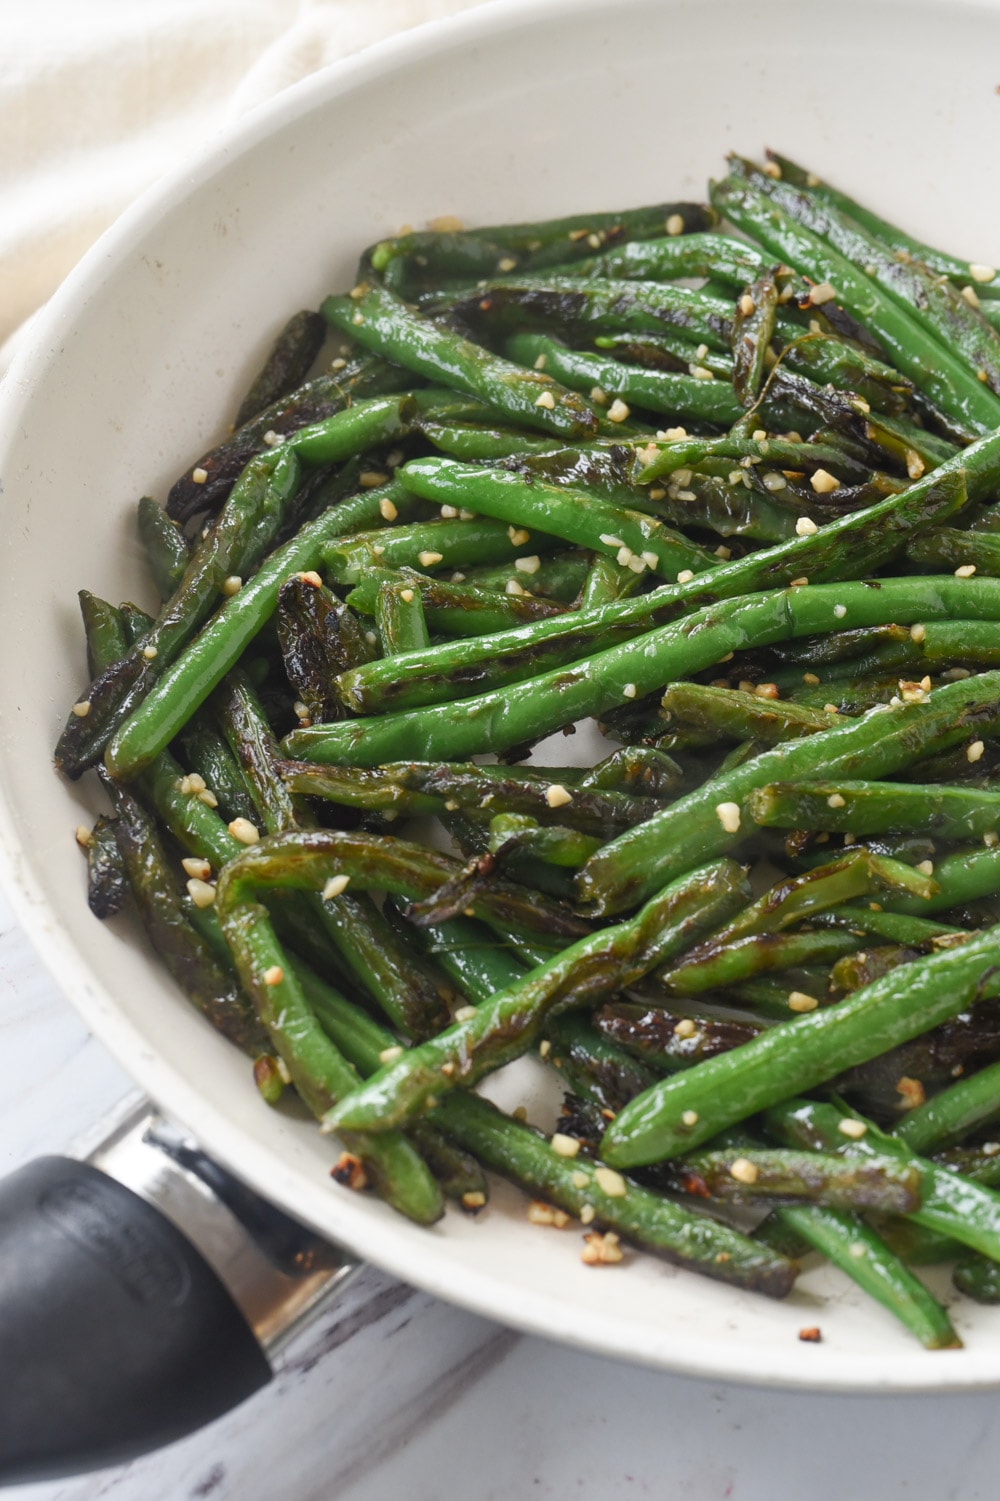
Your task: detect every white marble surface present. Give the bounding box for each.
[5,895,1000,1501]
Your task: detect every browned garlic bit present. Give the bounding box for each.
[581,1231,624,1265]
[330,1153,368,1191]
[527,1201,571,1229]
[896,1076,926,1110]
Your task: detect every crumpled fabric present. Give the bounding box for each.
[0,0,493,371]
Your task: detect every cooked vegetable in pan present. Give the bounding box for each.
[61,150,1000,1347]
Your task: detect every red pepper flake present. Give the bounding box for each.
[798,1326,822,1343]
[679,1170,712,1199]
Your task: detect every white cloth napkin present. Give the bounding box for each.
[0,0,494,371]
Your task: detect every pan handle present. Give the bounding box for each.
[0,1101,357,1483]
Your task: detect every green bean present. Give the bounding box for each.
[905,735,1000,787]
[366,200,716,291]
[908,527,1000,576]
[428,1092,796,1297]
[322,514,555,587]
[498,441,801,542]
[861,412,957,474]
[461,551,590,603]
[322,282,606,440]
[659,683,833,744]
[599,925,1000,1167]
[864,1216,964,1269]
[397,456,718,580]
[282,954,396,1074]
[678,1145,921,1215]
[488,813,602,869]
[218,896,444,1225]
[61,395,416,779]
[767,1098,1000,1266]
[812,905,964,947]
[84,814,128,920]
[212,669,299,834]
[767,1203,961,1347]
[732,156,1000,403]
[636,432,871,487]
[323,860,748,1135]
[593,330,735,380]
[101,772,264,1053]
[440,275,735,352]
[661,929,863,995]
[233,310,327,428]
[892,1056,1000,1156]
[406,912,527,1005]
[711,174,1000,438]
[137,496,190,599]
[313,891,456,1042]
[175,721,258,824]
[77,593,128,682]
[953,1256,1000,1304]
[166,351,413,522]
[330,457,973,716]
[732,266,779,411]
[579,660,1000,916]
[766,620,1000,683]
[375,578,430,655]
[835,991,1000,1123]
[830,942,926,995]
[777,334,915,417]
[686,848,935,945]
[934,1145,1000,1190]
[505,332,749,424]
[102,476,426,782]
[593,1001,761,1069]
[715,975,828,1023]
[278,759,653,834]
[578,746,685,799]
[416,418,557,463]
[749,779,1000,842]
[539,230,770,289]
[213,826,590,945]
[276,572,376,725]
[346,565,567,632]
[138,748,249,868]
[765,150,1000,302]
[301,573,996,784]
[773,669,894,715]
[881,845,1000,917]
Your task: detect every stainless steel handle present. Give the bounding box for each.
[83,1094,359,1358]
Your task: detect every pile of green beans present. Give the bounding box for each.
[62,153,1000,1346]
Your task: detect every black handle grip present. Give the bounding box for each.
[0,1156,272,1483]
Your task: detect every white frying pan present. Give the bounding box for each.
[2,0,1000,1476]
